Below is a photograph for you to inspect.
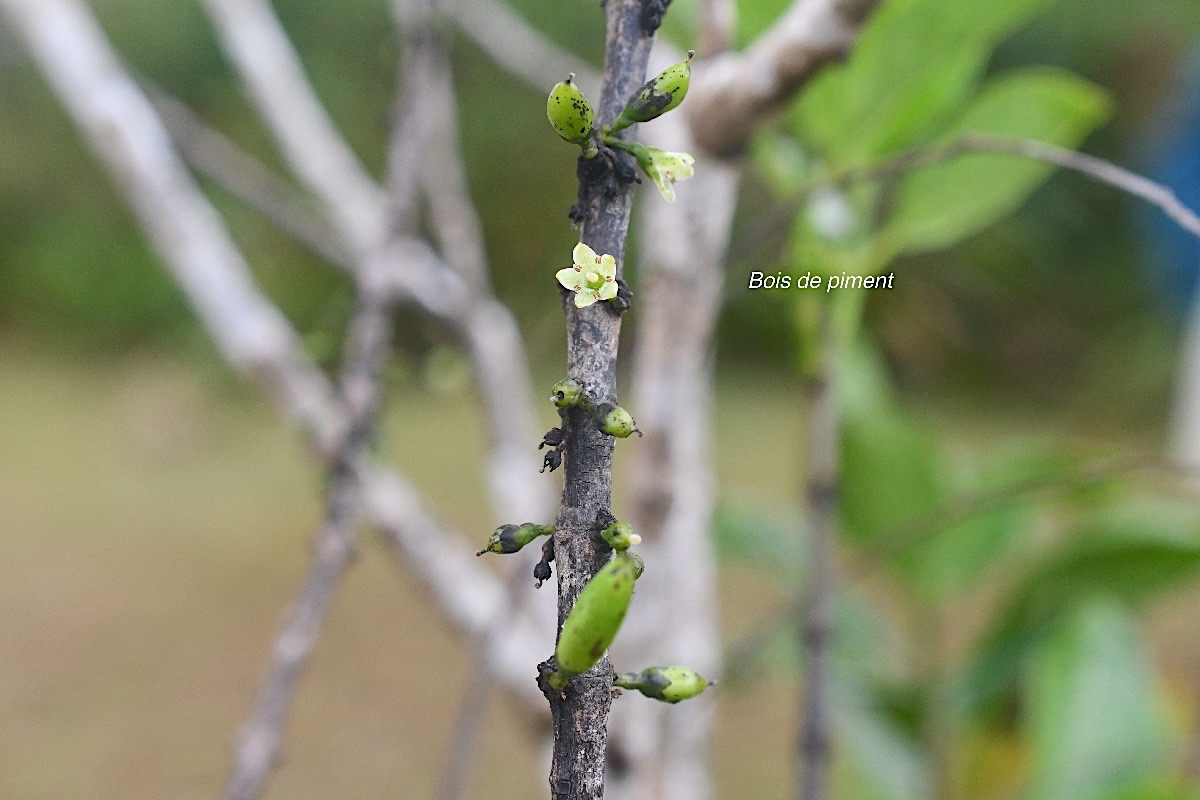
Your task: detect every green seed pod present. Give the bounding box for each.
[611,51,694,132]
[551,379,583,408]
[553,552,640,679]
[547,74,598,156]
[614,666,710,703]
[476,522,554,556]
[596,403,641,438]
[601,520,641,552]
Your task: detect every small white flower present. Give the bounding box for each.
[640,148,695,203]
[556,242,618,308]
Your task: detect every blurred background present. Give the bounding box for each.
[6,0,1200,798]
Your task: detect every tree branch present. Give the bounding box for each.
[445,0,600,95]
[798,309,840,800]
[686,0,882,157]
[539,3,662,799]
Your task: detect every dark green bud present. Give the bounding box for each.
[601,520,641,552]
[476,522,554,556]
[551,379,583,408]
[615,666,710,703]
[610,51,694,133]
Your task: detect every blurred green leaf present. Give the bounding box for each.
[1026,602,1166,800]
[885,68,1112,254]
[840,406,942,547]
[791,0,1053,163]
[713,503,806,583]
[836,676,932,800]
[957,519,1200,720]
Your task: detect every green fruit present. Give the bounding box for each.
[551,379,583,408]
[547,74,597,155]
[597,403,640,438]
[601,520,641,552]
[614,666,710,703]
[553,552,640,680]
[611,51,694,132]
[476,522,554,556]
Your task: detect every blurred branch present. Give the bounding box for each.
[200,0,389,255]
[686,0,883,158]
[798,308,840,800]
[698,0,737,56]
[444,0,599,94]
[0,0,540,752]
[145,85,354,270]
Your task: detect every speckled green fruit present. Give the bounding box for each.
[476,522,554,556]
[614,666,710,703]
[554,552,640,678]
[547,74,596,151]
[597,403,639,438]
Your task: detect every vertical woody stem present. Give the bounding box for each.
[537,2,662,799]
[799,306,839,800]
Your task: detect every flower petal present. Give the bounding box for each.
[598,254,617,279]
[598,280,619,301]
[574,289,599,308]
[572,242,597,269]
[556,267,586,291]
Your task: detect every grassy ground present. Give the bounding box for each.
[0,344,810,799]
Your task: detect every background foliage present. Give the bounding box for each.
[6,0,1200,798]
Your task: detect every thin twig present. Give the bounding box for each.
[145,85,354,269]
[443,0,600,94]
[798,308,839,800]
[838,133,1200,241]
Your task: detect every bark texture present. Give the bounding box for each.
[539,2,662,798]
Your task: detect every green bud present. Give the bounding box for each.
[615,666,710,703]
[551,379,583,408]
[610,51,694,133]
[596,403,641,438]
[554,552,640,679]
[547,74,598,156]
[476,522,554,556]
[601,520,641,552]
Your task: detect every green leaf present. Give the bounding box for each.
[885,68,1112,254]
[840,406,942,547]
[792,0,1053,162]
[712,503,806,584]
[1026,602,1166,800]
[956,520,1200,721]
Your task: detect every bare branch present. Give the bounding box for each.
[698,0,737,56]
[797,311,839,800]
[145,86,354,270]
[444,0,600,95]
[687,0,882,157]
[200,0,389,254]
[0,0,537,712]
[222,478,361,800]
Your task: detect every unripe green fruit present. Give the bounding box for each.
[476,522,554,556]
[615,666,710,703]
[597,403,640,438]
[553,552,640,681]
[551,379,583,408]
[547,74,597,155]
[601,521,641,552]
[611,51,694,132]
